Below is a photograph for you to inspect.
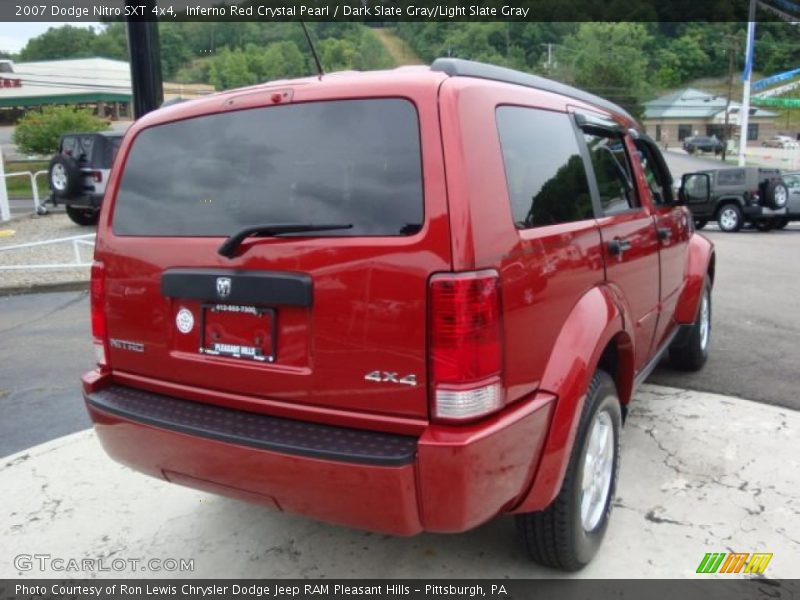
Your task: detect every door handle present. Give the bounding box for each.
[658,227,672,241]
[608,238,632,256]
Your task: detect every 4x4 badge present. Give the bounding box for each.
[216,277,232,298]
[364,371,417,387]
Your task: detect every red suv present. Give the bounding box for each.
[83,59,714,570]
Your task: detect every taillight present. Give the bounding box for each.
[90,261,109,369]
[429,270,504,422]
[90,171,102,183]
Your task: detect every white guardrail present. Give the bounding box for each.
[1,170,49,215]
[1,146,49,221]
[0,234,96,270]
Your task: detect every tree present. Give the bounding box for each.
[317,39,357,73]
[13,106,108,156]
[19,26,98,61]
[92,23,129,61]
[563,23,653,116]
[207,48,256,90]
[159,23,195,79]
[259,42,306,80]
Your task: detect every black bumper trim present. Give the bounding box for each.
[86,385,417,466]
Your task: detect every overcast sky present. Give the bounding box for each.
[0,22,101,53]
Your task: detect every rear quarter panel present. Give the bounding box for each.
[438,78,610,405]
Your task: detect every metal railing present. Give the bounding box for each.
[0,233,95,270]
[0,169,49,215]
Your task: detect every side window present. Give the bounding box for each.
[583,132,639,215]
[496,106,593,229]
[784,174,799,189]
[717,169,745,186]
[636,141,671,206]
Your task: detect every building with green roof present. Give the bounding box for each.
[643,88,780,148]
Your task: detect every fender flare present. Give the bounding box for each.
[511,284,634,514]
[715,196,746,212]
[674,233,715,324]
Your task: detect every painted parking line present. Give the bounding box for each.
[1,384,797,579]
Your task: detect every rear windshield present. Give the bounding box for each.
[113,99,423,237]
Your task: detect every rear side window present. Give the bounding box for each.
[104,137,122,167]
[113,99,423,237]
[716,169,745,186]
[583,132,639,215]
[496,106,593,229]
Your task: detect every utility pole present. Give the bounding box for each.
[722,35,738,162]
[542,43,554,71]
[738,0,757,166]
[126,0,164,119]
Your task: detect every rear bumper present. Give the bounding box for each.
[743,205,786,219]
[62,193,103,209]
[84,376,554,535]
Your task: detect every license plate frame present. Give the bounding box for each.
[198,303,276,363]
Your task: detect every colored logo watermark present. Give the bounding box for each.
[696,552,773,574]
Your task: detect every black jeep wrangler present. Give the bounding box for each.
[679,167,788,232]
[48,132,123,226]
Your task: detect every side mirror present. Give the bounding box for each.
[680,172,711,204]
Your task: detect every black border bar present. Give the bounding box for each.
[86,385,418,465]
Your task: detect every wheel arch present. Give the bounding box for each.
[715,196,745,214]
[675,234,715,324]
[510,284,634,514]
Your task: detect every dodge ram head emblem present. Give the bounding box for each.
[216,277,232,299]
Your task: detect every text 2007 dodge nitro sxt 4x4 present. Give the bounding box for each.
[82,59,714,571]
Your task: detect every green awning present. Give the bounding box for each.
[0,92,131,108]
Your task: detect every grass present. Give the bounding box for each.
[2,161,50,200]
[371,28,423,66]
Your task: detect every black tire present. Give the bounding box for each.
[694,219,708,230]
[686,146,695,155]
[716,203,743,232]
[669,277,711,371]
[48,154,82,198]
[774,218,789,230]
[516,370,621,571]
[66,205,99,226]
[764,180,789,210]
[754,219,774,232]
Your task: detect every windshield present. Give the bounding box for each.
[112,99,424,237]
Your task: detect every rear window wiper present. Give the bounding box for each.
[218,223,353,258]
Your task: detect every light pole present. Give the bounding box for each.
[738,0,757,167]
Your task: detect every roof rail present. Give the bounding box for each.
[430,58,635,123]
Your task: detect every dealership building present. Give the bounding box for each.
[643,88,780,147]
[0,57,212,122]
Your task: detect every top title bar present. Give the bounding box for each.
[4,0,796,22]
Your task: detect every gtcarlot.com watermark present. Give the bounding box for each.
[14,553,194,573]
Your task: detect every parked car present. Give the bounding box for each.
[48,132,123,226]
[82,59,715,571]
[761,135,799,150]
[679,167,788,231]
[769,171,800,229]
[683,135,724,155]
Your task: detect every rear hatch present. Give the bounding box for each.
[97,89,451,422]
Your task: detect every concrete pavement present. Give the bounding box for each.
[649,224,800,411]
[1,384,797,579]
